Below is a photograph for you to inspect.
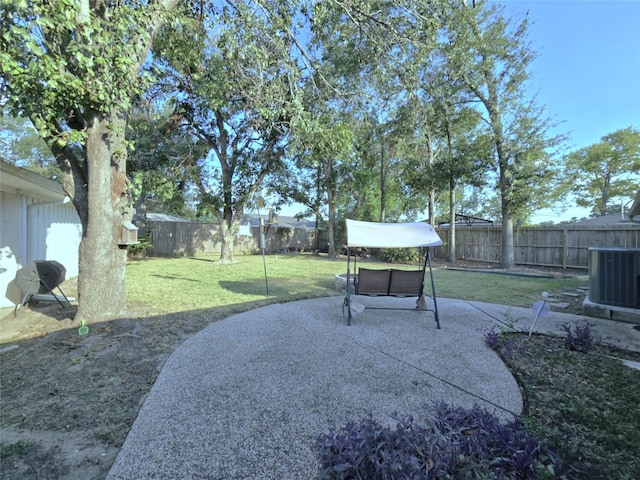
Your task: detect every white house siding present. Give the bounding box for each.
[1,190,28,264]
[28,201,82,279]
[1,191,27,307]
[0,190,81,308]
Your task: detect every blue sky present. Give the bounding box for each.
[502,0,640,222]
[503,0,640,150]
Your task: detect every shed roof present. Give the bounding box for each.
[243,214,317,229]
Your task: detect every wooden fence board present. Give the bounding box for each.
[146,220,639,270]
[146,221,322,256]
[435,225,640,269]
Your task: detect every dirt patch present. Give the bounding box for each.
[1,281,228,480]
[0,263,589,480]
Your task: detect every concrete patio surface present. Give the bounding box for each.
[107,296,640,479]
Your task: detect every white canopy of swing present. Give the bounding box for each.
[346,219,443,249]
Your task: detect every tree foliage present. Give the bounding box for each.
[0,113,60,178]
[127,103,207,219]
[282,0,443,232]
[1,0,180,321]
[148,0,309,262]
[2,0,614,326]
[438,0,564,267]
[292,0,564,268]
[564,126,640,216]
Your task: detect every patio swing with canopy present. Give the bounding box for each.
[344,219,443,328]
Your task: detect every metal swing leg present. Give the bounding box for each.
[426,247,441,329]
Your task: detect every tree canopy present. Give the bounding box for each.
[564,126,640,216]
[1,0,181,321]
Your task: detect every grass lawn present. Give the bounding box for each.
[125,252,586,314]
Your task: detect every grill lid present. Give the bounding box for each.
[14,260,67,295]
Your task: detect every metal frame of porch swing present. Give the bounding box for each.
[344,246,441,329]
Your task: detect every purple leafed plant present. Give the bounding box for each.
[483,328,501,350]
[316,402,563,479]
[562,320,595,353]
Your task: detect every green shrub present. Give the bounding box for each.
[379,247,420,264]
[127,233,153,258]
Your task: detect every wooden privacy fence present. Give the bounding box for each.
[145,221,324,256]
[434,225,640,269]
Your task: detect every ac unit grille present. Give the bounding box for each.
[588,248,640,309]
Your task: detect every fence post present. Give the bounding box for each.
[563,228,568,269]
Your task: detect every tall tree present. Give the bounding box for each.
[1,0,180,322]
[151,1,303,263]
[305,0,441,226]
[393,96,441,223]
[431,106,489,262]
[284,105,355,257]
[440,0,563,268]
[564,126,640,216]
[127,103,207,220]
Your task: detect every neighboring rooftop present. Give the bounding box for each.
[557,213,640,228]
[437,214,495,227]
[628,190,640,223]
[0,159,66,202]
[145,212,191,222]
[144,212,318,229]
[242,214,317,229]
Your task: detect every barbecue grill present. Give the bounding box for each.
[14,260,70,315]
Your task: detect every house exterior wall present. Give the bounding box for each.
[1,190,27,264]
[1,191,28,307]
[28,200,82,278]
[0,190,81,308]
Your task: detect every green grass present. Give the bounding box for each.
[498,334,640,479]
[125,253,587,313]
[433,268,586,306]
[126,253,346,313]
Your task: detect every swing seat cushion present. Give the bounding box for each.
[356,268,424,297]
[389,269,424,296]
[356,268,391,295]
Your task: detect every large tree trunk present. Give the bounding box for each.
[327,190,337,257]
[426,132,435,224]
[323,159,338,257]
[380,147,386,222]
[219,225,234,263]
[218,209,236,264]
[75,112,130,322]
[501,203,515,269]
[10,0,180,324]
[491,105,515,269]
[444,123,456,263]
[448,183,456,263]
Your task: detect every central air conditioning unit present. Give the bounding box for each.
[588,248,640,309]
